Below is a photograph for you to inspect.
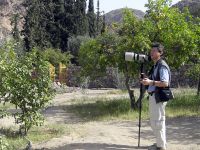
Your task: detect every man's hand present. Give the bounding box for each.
[140,78,152,85]
[140,73,148,79]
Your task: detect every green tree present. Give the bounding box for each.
[53,0,69,52]
[79,0,199,108]
[185,17,200,95]
[87,0,96,37]
[68,36,91,64]
[75,0,88,35]
[43,0,56,49]
[22,0,90,52]
[22,0,37,51]
[0,43,54,135]
[22,0,53,51]
[101,11,106,34]
[144,0,198,67]
[65,0,76,35]
[79,9,151,108]
[96,0,105,35]
[145,0,199,94]
[41,48,72,67]
[96,0,100,35]
[10,13,21,42]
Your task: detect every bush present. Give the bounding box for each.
[68,36,91,64]
[0,43,55,135]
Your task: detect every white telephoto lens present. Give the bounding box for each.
[138,54,147,61]
[125,52,135,61]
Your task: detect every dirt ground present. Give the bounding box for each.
[1,89,200,150]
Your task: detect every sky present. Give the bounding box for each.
[91,0,182,13]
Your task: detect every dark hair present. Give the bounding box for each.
[152,42,164,55]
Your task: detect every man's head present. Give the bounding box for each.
[150,42,164,62]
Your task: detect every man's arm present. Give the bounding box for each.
[141,66,169,87]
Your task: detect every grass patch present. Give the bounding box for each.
[67,97,150,121]
[167,90,200,117]
[0,102,15,110]
[67,89,200,121]
[0,124,68,149]
[106,89,129,95]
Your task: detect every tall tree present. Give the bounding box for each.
[87,0,96,37]
[96,0,100,35]
[43,0,57,49]
[22,0,89,52]
[101,11,106,34]
[53,0,69,51]
[22,0,39,51]
[65,0,76,35]
[11,13,20,42]
[22,0,53,51]
[75,0,87,35]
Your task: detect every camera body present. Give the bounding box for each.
[125,52,151,63]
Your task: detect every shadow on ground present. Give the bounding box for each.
[46,143,148,150]
[132,117,200,145]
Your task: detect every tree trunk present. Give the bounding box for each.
[124,65,136,109]
[125,76,136,109]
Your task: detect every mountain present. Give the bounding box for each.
[172,0,200,17]
[105,0,200,25]
[0,0,199,46]
[105,8,145,25]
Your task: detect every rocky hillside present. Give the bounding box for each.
[0,0,25,45]
[173,0,200,17]
[105,8,145,25]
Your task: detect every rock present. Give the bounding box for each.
[0,0,24,45]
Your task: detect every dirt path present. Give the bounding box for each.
[1,89,199,150]
[31,89,200,150]
[33,119,200,150]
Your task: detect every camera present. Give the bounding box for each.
[125,52,151,62]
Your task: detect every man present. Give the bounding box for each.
[140,42,171,150]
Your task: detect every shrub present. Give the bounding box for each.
[0,43,55,135]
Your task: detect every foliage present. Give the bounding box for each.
[79,0,200,107]
[117,9,151,73]
[0,135,9,150]
[74,0,88,36]
[10,13,21,42]
[22,0,53,51]
[41,48,71,67]
[145,0,200,94]
[68,36,91,64]
[80,9,151,80]
[87,0,96,37]
[0,43,55,134]
[144,0,199,67]
[22,0,103,53]
[96,0,100,34]
[0,124,68,149]
[186,63,200,81]
[79,9,151,108]
[79,33,119,80]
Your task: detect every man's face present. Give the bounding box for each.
[150,47,161,61]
